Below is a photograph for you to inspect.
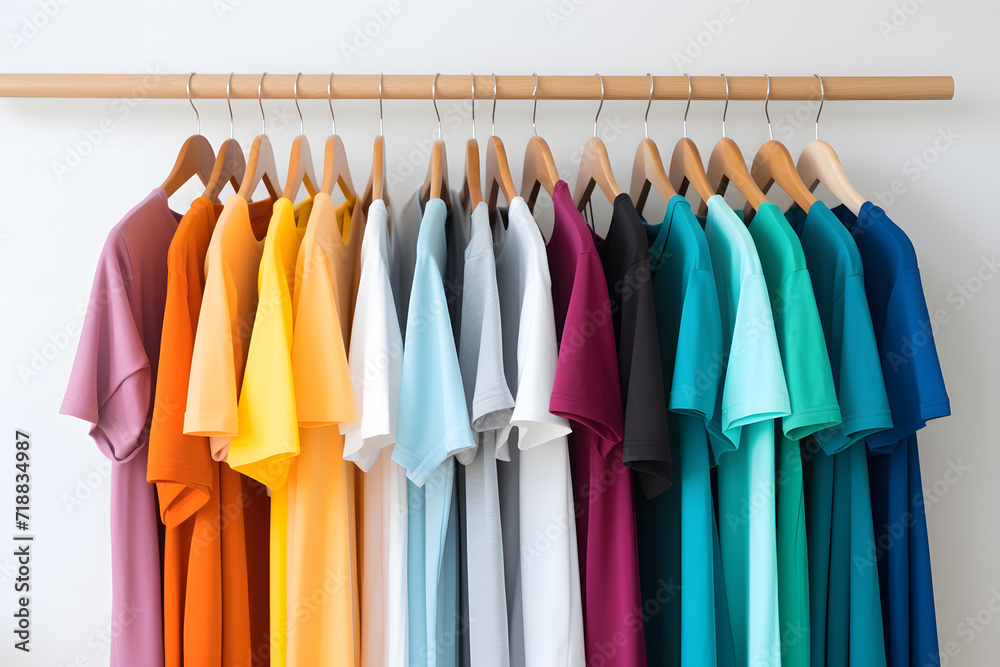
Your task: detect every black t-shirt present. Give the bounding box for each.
[593,193,672,498]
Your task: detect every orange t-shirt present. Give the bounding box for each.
[152,195,273,667]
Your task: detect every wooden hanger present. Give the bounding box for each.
[630,74,676,215]
[320,73,357,200]
[202,73,246,201]
[749,74,816,215]
[703,74,768,217]
[796,74,866,216]
[521,74,560,213]
[160,73,217,199]
[420,74,450,210]
[369,74,385,202]
[281,73,319,203]
[485,74,517,213]
[236,73,282,200]
[461,74,482,209]
[574,74,622,210]
[669,73,721,207]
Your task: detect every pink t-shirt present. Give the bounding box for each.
[546,181,646,666]
[61,188,180,667]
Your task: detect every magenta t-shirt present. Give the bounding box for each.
[547,181,646,666]
[61,188,180,667]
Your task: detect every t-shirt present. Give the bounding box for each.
[226,196,310,667]
[61,188,180,667]
[784,201,891,667]
[635,194,722,667]
[547,180,643,667]
[393,197,475,667]
[495,197,584,667]
[593,193,672,499]
[703,195,790,667]
[747,202,841,667]
[834,202,950,667]
[182,192,274,665]
[340,198,410,667]
[285,194,364,666]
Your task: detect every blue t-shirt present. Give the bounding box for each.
[833,202,950,667]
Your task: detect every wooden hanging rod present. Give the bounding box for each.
[0,74,954,102]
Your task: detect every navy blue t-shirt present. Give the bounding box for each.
[833,201,950,667]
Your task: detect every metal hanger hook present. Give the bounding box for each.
[492,73,499,137]
[470,73,476,141]
[227,73,235,140]
[328,73,337,135]
[764,73,773,140]
[813,73,825,141]
[258,72,267,135]
[683,73,692,139]
[294,72,304,136]
[531,72,539,137]
[187,73,201,135]
[378,73,383,136]
[593,73,605,138]
[720,73,729,139]
[644,73,654,139]
[432,73,441,141]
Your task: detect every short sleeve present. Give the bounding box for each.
[147,267,212,525]
[227,226,299,489]
[778,269,842,441]
[506,274,571,451]
[341,247,403,472]
[620,259,672,497]
[549,251,623,457]
[812,274,893,454]
[865,267,950,452]
[670,268,723,420]
[720,272,790,443]
[61,231,151,463]
[392,252,475,485]
[183,249,238,460]
[292,245,355,427]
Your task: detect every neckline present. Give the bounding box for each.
[150,187,183,234]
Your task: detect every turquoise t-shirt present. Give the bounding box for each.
[704,195,790,667]
[747,202,841,667]
[784,201,891,667]
[637,195,723,667]
[393,197,475,667]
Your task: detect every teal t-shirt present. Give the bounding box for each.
[704,195,790,667]
[747,202,841,667]
[637,195,723,667]
[784,201,890,667]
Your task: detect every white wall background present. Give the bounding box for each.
[0,0,997,664]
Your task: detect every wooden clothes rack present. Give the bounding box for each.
[0,74,954,101]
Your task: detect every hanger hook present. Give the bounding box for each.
[683,73,692,139]
[764,73,772,140]
[227,72,235,140]
[258,72,267,136]
[470,73,476,141]
[294,72,304,136]
[328,73,337,135]
[432,73,442,141]
[186,73,201,135]
[593,73,605,138]
[531,72,539,137]
[378,73,383,135]
[813,73,825,141]
[644,73,653,140]
[492,73,499,136]
[720,73,729,139]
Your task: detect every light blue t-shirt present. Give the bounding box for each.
[394,197,475,667]
[704,195,790,667]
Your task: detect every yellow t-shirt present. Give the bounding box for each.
[286,192,366,666]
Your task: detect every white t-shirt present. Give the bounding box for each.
[340,199,409,667]
[458,202,516,667]
[495,197,584,667]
